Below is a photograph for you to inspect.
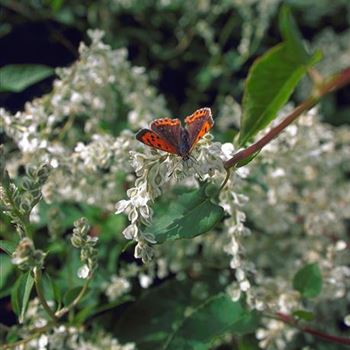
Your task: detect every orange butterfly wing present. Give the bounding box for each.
[185,107,214,151]
[150,118,181,151]
[136,129,178,154]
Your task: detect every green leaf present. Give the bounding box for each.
[74,295,133,325]
[49,0,65,12]
[238,7,322,146]
[42,273,62,310]
[58,248,82,290]
[63,286,83,306]
[0,239,17,255]
[0,64,54,93]
[236,151,261,168]
[6,327,20,343]
[11,272,34,323]
[0,254,14,290]
[279,5,310,64]
[149,184,224,243]
[293,263,323,298]
[238,45,321,146]
[164,294,259,350]
[292,309,315,321]
[115,277,225,350]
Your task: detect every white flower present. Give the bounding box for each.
[105,275,131,301]
[122,225,138,240]
[77,264,90,279]
[139,273,153,288]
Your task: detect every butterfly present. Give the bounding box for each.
[136,107,214,161]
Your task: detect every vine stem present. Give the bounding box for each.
[268,312,350,346]
[219,168,231,192]
[55,278,90,318]
[224,67,350,169]
[33,268,58,323]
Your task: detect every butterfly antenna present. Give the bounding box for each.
[189,155,198,164]
[188,156,204,181]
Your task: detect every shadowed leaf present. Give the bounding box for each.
[0,64,54,93]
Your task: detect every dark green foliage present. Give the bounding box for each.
[0,65,54,93]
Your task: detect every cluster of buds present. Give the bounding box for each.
[70,217,98,279]
[12,237,45,271]
[20,164,51,215]
[1,149,51,237]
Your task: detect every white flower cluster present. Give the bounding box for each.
[256,319,296,350]
[241,107,350,346]
[115,134,227,262]
[219,160,254,303]
[12,298,135,350]
[104,275,131,301]
[1,30,167,210]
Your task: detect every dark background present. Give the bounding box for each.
[1,0,349,124]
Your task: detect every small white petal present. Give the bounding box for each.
[344,315,350,326]
[122,225,138,240]
[38,334,48,349]
[115,200,130,214]
[139,273,152,288]
[240,279,251,291]
[335,240,347,251]
[235,268,245,282]
[230,288,241,302]
[77,264,90,279]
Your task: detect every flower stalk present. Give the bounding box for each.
[33,268,58,323]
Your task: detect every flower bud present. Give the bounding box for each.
[12,238,45,270]
[71,235,84,248]
[19,197,33,213]
[36,164,51,183]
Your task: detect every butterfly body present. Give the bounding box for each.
[136,107,213,160]
[177,128,191,160]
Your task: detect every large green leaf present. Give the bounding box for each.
[42,273,62,310]
[0,254,13,291]
[238,7,322,146]
[115,277,225,350]
[11,272,34,323]
[293,262,323,298]
[149,184,224,243]
[63,286,84,306]
[164,294,260,350]
[279,5,310,64]
[0,64,54,93]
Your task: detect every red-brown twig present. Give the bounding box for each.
[224,67,350,169]
[275,312,350,346]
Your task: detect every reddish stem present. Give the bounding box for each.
[275,312,350,346]
[224,67,350,169]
